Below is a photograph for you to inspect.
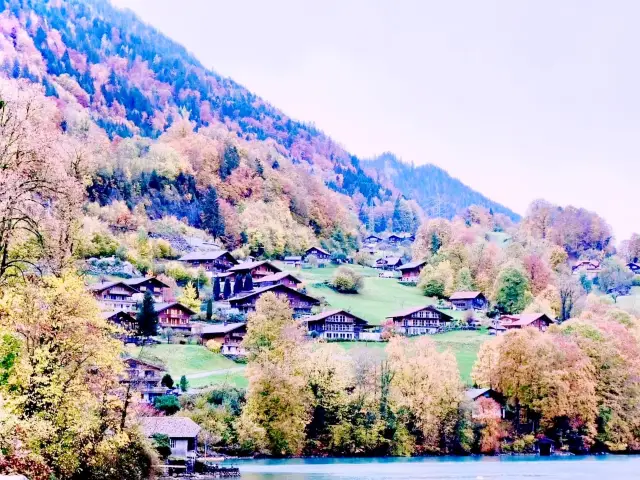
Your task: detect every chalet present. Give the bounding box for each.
[103,310,138,337]
[304,246,331,262]
[571,259,601,278]
[397,260,428,283]
[178,250,238,273]
[375,256,403,271]
[386,305,453,335]
[227,260,282,278]
[283,255,302,267]
[200,322,247,356]
[628,262,640,275]
[253,272,302,289]
[140,417,200,459]
[501,313,554,332]
[465,388,505,419]
[155,302,197,330]
[488,323,507,336]
[122,357,168,403]
[364,234,383,244]
[123,276,170,302]
[89,280,139,314]
[301,309,370,340]
[228,283,319,317]
[387,233,415,244]
[449,291,488,311]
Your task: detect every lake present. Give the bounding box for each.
[232,456,640,479]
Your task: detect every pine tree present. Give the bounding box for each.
[206,299,213,321]
[244,273,254,291]
[136,290,159,337]
[213,277,221,301]
[201,188,225,238]
[219,143,240,179]
[223,277,232,299]
[179,375,189,392]
[161,374,174,389]
[431,231,442,255]
[233,274,243,296]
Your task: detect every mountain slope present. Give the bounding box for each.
[364,153,520,221]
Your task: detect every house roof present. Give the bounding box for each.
[178,250,237,264]
[102,310,136,321]
[301,309,369,325]
[386,305,453,320]
[199,322,246,335]
[140,417,201,439]
[284,256,302,261]
[377,256,402,266]
[572,259,600,269]
[229,283,319,304]
[123,356,165,371]
[154,302,197,315]
[488,324,507,331]
[227,260,282,274]
[465,388,491,400]
[306,246,330,256]
[628,262,640,269]
[253,272,302,284]
[397,260,428,271]
[502,313,554,327]
[449,291,484,300]
[123,276,170,289]
[88,280,140,294]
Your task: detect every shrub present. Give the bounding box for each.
[421,277,445,298]
[153,395,181,415]
[632,277,640,287]
[206,339,222,353]
[330,266,364,293]
[165,262,195,285]
[161,374,174,389]
[151,433,172,460]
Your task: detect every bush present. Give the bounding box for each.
[206,339,222,353]
[165,262,195,285]
[421,278,445,298]
[330,266,364,293]
[153,395,181,415]
[151,433,172,459]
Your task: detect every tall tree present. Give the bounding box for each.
[493,266,532,314]
[219,143,240,179]
[206,299,213,321]
[223,277,232,300]
[244,273,254,291]
[136,290,159,337]
[213,276,221,301]
[178,281,200,311]
[201,187,225,239]
[233,274,243,296]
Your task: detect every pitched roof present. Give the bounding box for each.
[123,356,165,371]
[253,272,302,284]
[123,276,170,288]
[140,417,201,438]
[227,260,282,274]
[301,309,369,325]
[229,283,319,304]
[199,322,246,335]
[306,246,330,256]
[377,256,402,266]
[154,302,197,315]
[284,256,302,261]
[178,250,237,263]
[88,280,139,294]
[397,260,428,271]
[386,305,453,320]
[449,291,484,300]
[102,310,136,321]
[465,388,491,400]
[502,313,554,327]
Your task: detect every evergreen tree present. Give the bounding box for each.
[392,196,403,232]
[206,299,213,321]
[431,231,442,255]
[244,273,254,291]
[179,375,189,392]
[233,274,243,296]
[219,143,240,179]
[272,159,280,169]
[136,290,159,337]
[201,188,225,238]
[213,276,221,301]
[223,277,232,299]
[256,159,264,177]
[161,374,174,389]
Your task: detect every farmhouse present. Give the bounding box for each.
[628,262,640,274]
[103,310,138,336]
[501,313,554,332]
[227,260,282,278]
[228,283,319,317]
[89,280,139,314]
[571,259,601,278]
[140,417,201,459]
[364,234,383,244]
[122,357,168,403]
[154,302,196,330]
[397,260,428,283]
[304,246,331,261]
[465,388,506,419]
[387,233,414,244]
[386,305,453,335]
[178,250,238,273]
[200,322,247,356]
[449,291,487,311]
[123,276,170,302]
[375,256,403,271]
[253,271,302,289]
[283,255,302,267]
[301,309,370,340]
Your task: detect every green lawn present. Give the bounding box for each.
[188,371,248,389]
[127,344,240,377]
[275,262,463,325]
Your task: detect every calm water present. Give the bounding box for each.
[232,456,640,479]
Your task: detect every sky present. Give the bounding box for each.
[112,0,639,240]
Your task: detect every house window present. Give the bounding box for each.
[170,439,177,449]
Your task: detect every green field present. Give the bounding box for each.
[613,286,640,313]
[275,262,464,325]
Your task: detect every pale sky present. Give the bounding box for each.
[112,0,639,241]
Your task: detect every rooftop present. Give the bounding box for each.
[386,304,452,320]
[449,291,484,300]
[228,260,282,273]
[154,302,197,315]
[397,260,428,271]
[140,417,201,438]
[302,309,368,325]
[178,250,235,262]
[199,322,246,335]
[465,388,491,400]
[253,272,301,284]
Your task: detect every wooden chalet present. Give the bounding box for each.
[122,357,168,403]
[628,262,640,275]
[571,259,601,278]
[488,323,507,336]
[386,305,453,335]
[501,313,554,332]
[449,291,488,311]
[364,234,383,244]
[89,280,139,314]
[465,388,506,419]
[387,233,415,244]
[375,256,403,271]
[103,310,138,336]
[253,271,302,289]
[301,309,370,340]
[397,260,428,283]
[140,417,200,459]
[155,302,197,330]
[123,276,170,302]
[283,255,302,267]
[200,322,247,356]
[227,260,282,278]
[304,246,331,261]
[228,283,319,317]
[178,250,238,273]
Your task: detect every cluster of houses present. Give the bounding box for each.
[572,258,640,277]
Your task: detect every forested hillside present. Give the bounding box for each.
[365,153,520,221]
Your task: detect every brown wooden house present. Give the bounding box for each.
[628,262,640,274]
[253,272,302,289]
[122,357,169,403]
[228,283,319,317]
[387,233,415,244]
[387,305,453,335]
[364,234,383,244]
[501,313,554,332]
[301,309,370,340]
[178,250,238,273]
[227,260,282,278]
[304,246,331,262]
[375,256,403,271]
[200,322,247,356]
[571,259,601,278]
[155,302,197,330]
[89,280,140,314]
[449,291,488,311]
[397,260,428,283]
[123,276,170,302]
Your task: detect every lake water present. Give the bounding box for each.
[232,456,640,479]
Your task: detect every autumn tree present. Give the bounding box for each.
[493,266,532,314]
[598,258,633,302]
[178,281,200,311]
[556,270,581,321]
[330,266,363,293]
[523,253,552,296]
